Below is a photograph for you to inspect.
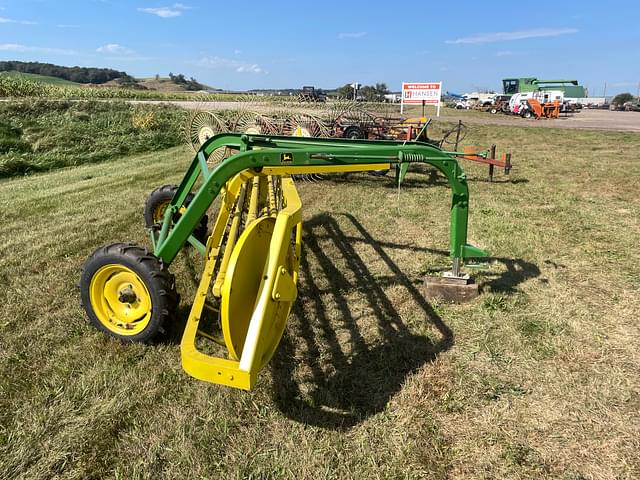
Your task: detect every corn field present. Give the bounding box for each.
[0,76,277,102]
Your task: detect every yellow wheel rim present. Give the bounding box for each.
[89,264,152,336]
[152,201,170,223]
[153,202,187,224]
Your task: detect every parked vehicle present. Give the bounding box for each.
[509,91,564,114]
[298,86,327,102]
[455,98,475,109]
[487,94,512,114]
[456,91,497,109]
[383,93,401,103]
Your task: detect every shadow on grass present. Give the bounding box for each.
[159,211,540,422]
[316,164,527,189]
[318,164,448,190]
[470,177,529,185]
[481,257,541,294]
[269,213,452,430]
[270,213,541,429]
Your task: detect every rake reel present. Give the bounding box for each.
[80,134,491,390]
[185,110,227,152]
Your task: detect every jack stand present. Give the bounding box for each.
[423,258,480,303]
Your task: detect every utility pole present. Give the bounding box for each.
[350,82,360,101]
[603,81,607,100]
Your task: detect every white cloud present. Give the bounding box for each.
[338,32,367,39]
[446,28,578,44]
[57,24,80,28]
[495,51,513,56]
[194,56,267,74]
[138,3,190,18]
[97,43,135,55]
[0,43,77,55]
[0,16,38,25]
[236,64,264,73]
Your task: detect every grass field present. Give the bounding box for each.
[0,100,184,177]
[0,122,639,479]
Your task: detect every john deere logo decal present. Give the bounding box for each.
[281,153,293,163]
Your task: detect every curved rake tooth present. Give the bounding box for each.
[184,110,228,167]
[291,173,325,183]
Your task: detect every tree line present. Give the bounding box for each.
[0,61,131,84]
[168,72,207,91]
[336,83,390,101]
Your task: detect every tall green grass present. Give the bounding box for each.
[0,99,185,177]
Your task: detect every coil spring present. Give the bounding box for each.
[399,152,424,163]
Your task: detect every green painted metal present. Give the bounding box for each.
[502,77,586,97]
[153,133,489,266]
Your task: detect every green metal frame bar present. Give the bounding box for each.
[153,133,488,269]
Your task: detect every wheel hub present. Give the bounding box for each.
[117,286,137,304]
[89,264,153,336]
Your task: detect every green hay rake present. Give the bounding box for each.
[79,133,489,390]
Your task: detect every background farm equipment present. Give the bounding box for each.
[297,86,327,102]
[485,94,512,114]
[521,99,561,119]
[79,133,497,390]
[181,101,512,181]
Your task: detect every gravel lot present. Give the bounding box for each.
[134,100,640,133]
[439,108,640,132]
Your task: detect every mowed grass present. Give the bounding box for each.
[0,123,639,479]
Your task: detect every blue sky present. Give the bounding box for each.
[0,0,638,95]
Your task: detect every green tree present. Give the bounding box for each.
[374,82,389,97]
[612,92,634,105]
[359,83,389,101]
[359,85,378,101]
[0,60,127,84]
[336,83,355,99]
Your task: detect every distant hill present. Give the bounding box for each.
[136,75,218,93]
[0,71,82,86]
[0,61,218,93]
[0,61,130,84]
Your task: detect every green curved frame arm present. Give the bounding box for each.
[153,133,488,268]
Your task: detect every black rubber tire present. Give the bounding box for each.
[79,242,179,343]
[143,184,208,244]
[343,126,364,139]
[490,108,498,114]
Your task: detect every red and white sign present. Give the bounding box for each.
[401,82,442,115]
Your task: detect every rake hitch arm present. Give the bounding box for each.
[154,133,488,271]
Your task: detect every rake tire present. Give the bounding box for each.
[80,242,179,343]
[144,184,208,245]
